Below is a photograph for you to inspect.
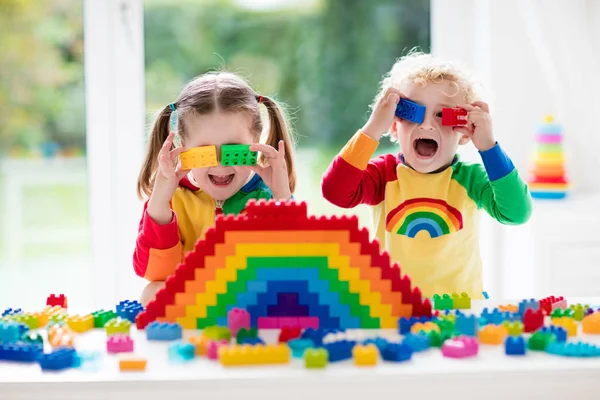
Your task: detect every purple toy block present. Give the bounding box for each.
[227,308,250,336]
[441,336,479,358]
[106,334,134,353]
[207,340,229,360]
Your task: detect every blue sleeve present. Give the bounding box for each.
[479,142,515,181]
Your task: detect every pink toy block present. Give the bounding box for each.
[257,317,280,329]
[278,317,298,328]
[207,340,229,360]
[441,336,479,358]
[297,317,319,329]
[227,308,250,336]
[107,334,134,353]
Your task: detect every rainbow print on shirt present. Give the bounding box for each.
[385,198,463,238]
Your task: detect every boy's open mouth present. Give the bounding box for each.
[209,174,234,186]
[413,138,439,158]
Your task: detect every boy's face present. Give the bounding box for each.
[391,80,470,173]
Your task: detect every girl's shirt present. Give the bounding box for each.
[133,174,272,281]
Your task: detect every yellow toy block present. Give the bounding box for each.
[179,145,218,169]
[176,317,198,330]
[479,324,508,345]
[31,312,49,328]
[353,344,378,366]
[67,314,94,333]
[582,312,600,334]
[411,321,440,335]
[42,305,65,317]
[551,317,577,337]
[119,357,147,371]
[218,344,290,366]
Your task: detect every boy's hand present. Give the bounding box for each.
[248,140,292,200]
[362,87,405,141]
[454,101,496,152]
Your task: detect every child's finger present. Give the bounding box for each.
[471,101,490,113]
[169,146,187,162]
[277,140,285,159]
[158,132,175,159]
[250,143,278,159]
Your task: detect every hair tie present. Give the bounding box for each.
[257,95,263,104]
[168,103,177,111]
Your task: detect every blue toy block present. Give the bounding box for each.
[2,308,23,317]
[518,299,540,316]
[398,316,430,335]
[456,315,478,337]
[362,337,390,354]
[238,337,264,345]
[146,322,182,341]
[546,342,600,358]
[323,340,355,362]
[505,336,526,356]
[479,308,519,326]
[0,322,21,343]
[0,343,43,362]
[38,348,76,371]
[301,328,344,347]
[482,291,489,299]
[116,300,144,323]
[540,326,567,343]
[168,342,196,362]
[288,338,313,358]
[531,192,567,200]
[402,333,430,352]
[395,98,426,123]
[381,343,413,362]
[72,351,101,371]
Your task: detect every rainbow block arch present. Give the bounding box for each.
[136,200,432,330]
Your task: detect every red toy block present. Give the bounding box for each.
[539,296,567,315]
[523,308,544,333]
[279,326,302,343]
[441,107,468,126]
[46,294,67,309]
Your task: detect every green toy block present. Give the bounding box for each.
[104,317,131,336]
[22,331,44,345]
[50,313,67,325]
[422,330,452,348]
[527,332,555,351]
[551,308,573,319]
[451,292,471,309]
[92,310,117,328]
[569,304,588,321]
[236,327,258,343]
[433,294,453,310]
[503,321,524,336]
[220,144,257,166]
[434,319,455,335]
[304,348,328,368]
[203,326,231,341]
[13,314,38,330]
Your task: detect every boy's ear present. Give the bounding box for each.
[389,119,400,140]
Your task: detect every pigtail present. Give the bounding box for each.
[137,105,174,199]
[260,96,297,194]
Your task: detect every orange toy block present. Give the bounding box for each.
[551,317,578,337]
[189,335,209,356]
[67,314,94,333]
[218,344,290,366]
[352,344,378,366]
[479,324,508,345]
[179,146,218,169]
[582,312,600,334]
[498,304,518,313]
[411,321,440,334]
[119,357,147,371]
[48,325,75,348]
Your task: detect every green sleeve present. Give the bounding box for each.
[452,163,533,224]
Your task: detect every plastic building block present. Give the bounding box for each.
[546,341,600,358]
[479,324,508,345]
[518,299,539,315]
[188,335,209,356]
[551,316,577,337]
[523,308,544,333]
[505,336,526,355]
[67,314,94,333]
[21,331,43,346]
[540,326,567,343]
[38,348,75,371]
[227,307,250,336]
[551,308,573,319]
[92,309,117,328]
[503,321,524,336]
[398,316,430,334]
[0,343,43,362]
[352,344,378,366]
[582,312,600,334]
[288,338,313,358]
[539,296,567,315]
[569,304,587,321]
[279,326,302,343]
[421,329,450,348]
[46,294,68,308]
[105,317,132,336]
[395,98,425,123]
[207,339,230,360]
[116,300,144,323]
[362,337,390,353]
[2,308,22,317]
[180,145,218,169]
[107,335,134,353]
[238,337,264,345]
[381,343,413,362]
[220,144,257,167]
[146,322,182,341]
[49,312,67,326]
[402,333,430,352]
[528,331,555,351]
[203,326,231,341]
[168,342,196,362]
[0,322,21,343]
[498,304,518,313]
[433,294,453,310]
[119,357,147,371]
[72,351,102,371]
[11,313,37,330]
[48,325,75,348]
[219,343,290,366]
[451,292,471,309]
[441,336,478,358]
[304,348,328,368]
[441,107,468,126]
[456,315,478,336]
[323,340,355,362]
[236,327,258,343]
[410,321,440,335]
[480,308,519,326]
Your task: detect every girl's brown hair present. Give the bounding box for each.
[137,72,296,198]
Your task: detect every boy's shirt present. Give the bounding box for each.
[321,131,532,299]
[133,174,272,281]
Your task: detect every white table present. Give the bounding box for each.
[1,299,600,400]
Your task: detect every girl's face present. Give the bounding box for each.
[181,111,256,201]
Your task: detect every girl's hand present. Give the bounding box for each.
[453,101,496,152]
[248,140,291,200]
[361,87,405,140]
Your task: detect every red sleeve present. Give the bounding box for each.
[321,131,399,208]
[132,201,183,280]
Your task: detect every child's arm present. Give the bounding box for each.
[133,201,183,281]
